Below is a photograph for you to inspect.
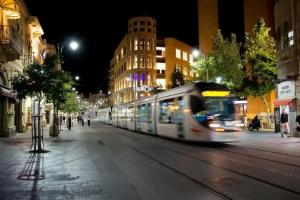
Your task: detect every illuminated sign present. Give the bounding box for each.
[277,81,295,99]
[136,86,154,92]
[202,91,230,97]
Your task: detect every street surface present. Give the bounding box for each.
[0,121,300,200]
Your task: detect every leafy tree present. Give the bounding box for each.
[191,55,216,82]
[12,63,51,152]
[241,18,277,114]
[46,69,74,136]
[171,66,185,88]
[60,92,80,114]
[191,30,244,90]
[210,30,244,89]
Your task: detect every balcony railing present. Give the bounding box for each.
[0,25,23,60]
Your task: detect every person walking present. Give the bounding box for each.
[67,116,72,130]
[88,115,91,126]
[81,116,84,126]
[280,109,289,137]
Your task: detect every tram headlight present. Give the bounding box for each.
[209,123,220,128]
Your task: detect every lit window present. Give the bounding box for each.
[134,38,138,50]
[139,56,144,68]
[121,48,124,59]
[183,51,188,61]
[189,54,193,62]
[288,30,294,46]
[176,48,181,59]
[147,56,151,68]
[156,63,166,71]
[146,39,151,50]
[134,55,138,68]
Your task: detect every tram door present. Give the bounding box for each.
[176,97,184,138]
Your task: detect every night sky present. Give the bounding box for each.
[24,0,199,95]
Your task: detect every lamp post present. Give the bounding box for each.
[51,40,79,136]
[56,40,79,71]
[192,49,208,81]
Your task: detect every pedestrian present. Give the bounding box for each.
[81,116,84,126]
[280,109,289,137]
[296,114,300,132]
[67,116,72,130]
[88,115,91,126]
[62,116,66,124]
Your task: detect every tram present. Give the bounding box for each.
[99,82,243,142]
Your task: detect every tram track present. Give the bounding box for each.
[215,146,300,168]
[105,129,234,200]
[111,128,300,197]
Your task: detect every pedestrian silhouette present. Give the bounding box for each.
[280,109,289,137]
[67,117,72,130]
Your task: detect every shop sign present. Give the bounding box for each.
[136,86,154,92]
[277,81,295,99]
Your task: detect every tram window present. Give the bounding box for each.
[190,95,205,114]
[138,104,152,123]
[159,98,179,124]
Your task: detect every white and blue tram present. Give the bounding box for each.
[99,82,243,142]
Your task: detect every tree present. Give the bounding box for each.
[60,92,80,114]
[171,66,185,88]
[191,55,216,81]
[241,18,277,114]
[12,63,51,152]
[210,30,244,89]
[46,69,74,136]
[191,30,244,90]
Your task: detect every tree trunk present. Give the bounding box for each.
[52,102,60,136]
[37,99,42,151]
[261,95,271,129]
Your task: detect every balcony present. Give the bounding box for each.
[0,25,23,61]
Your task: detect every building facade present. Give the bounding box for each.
[110,17,196,106]
[274,0,300,136]
[0,0,45,137]
[156,38,196,89]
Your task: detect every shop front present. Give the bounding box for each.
[274,81,296,136]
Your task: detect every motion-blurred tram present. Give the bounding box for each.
[99,82,243,142]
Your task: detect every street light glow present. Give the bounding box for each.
[70,41,79,50]
[192,49,200,58]
[216,76,222,83]
[75,76,80,80]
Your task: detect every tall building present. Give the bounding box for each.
[197,0,276,128]
[156,38,196,89]
[274,0,300,136]
[0,0,45,137]
[110,16,196,105]
[198,0,275,54]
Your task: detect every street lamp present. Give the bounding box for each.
[56,40,80,70]
[192,49,208,81]
[75,76,80,81]
[70,41,79,50]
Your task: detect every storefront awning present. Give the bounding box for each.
[273,99,295,106]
